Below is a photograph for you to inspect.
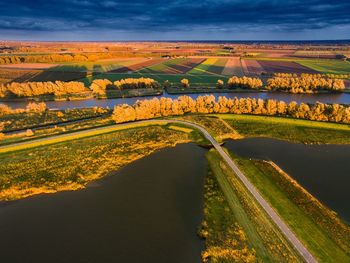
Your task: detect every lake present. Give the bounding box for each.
[2,91,350,110]
[224,138,350,223]
[0,143,207,263]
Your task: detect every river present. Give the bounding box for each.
[0,143,207,263]
[224,138,350,223]
[1,91,350,110]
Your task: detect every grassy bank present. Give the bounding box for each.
[0,124,205,200]
[229,153,350,262]
[205,149,302,262]
[199,169,256,262]
[0,107,110,132]
[0,116,115,146]
[217,114,350,144]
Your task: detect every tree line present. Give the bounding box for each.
[0,53,117,64]
[267,75,345,93]
[274,73,350,79]
[112,95,350,124]
[0,81,87,97]
[90,78,161,96]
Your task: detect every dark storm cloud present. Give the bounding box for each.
[0,0,349,38]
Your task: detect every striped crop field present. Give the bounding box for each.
[108,58,165,73]
[139,58,204,74]
[222,58,243,76]
[188,58,227,75]
[241,59,265,75]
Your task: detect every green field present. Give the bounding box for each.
[297,60,350,74]
[217,114,350,144]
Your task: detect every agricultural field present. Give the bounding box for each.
[293,50,339,59]
[258,60,318,74]
[241,59,264,75]
[138,58,204,74]
[0,69,43,84]
[187,58,228,75]
[221,58,243,76]
[109,58,165,73]
[297,60,350,74]
[0,59,151,83]
[0,63,57,69]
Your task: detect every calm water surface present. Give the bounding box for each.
[225,138,350,223]
[2,91,350,109]
[0,143,207,263]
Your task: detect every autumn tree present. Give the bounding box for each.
[90,79,112,96]
[227,76,263,89]
[216,79,224,89]
[181,78,190,88]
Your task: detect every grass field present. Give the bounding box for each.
[230,154,350,262]
[217,114,350,144]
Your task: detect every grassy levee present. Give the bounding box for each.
[0,122,167,154]
[229,154,350,262]
[206,149,303,262]
[217,114,350,144]
[0,123,209,201]
[199,169,257,262]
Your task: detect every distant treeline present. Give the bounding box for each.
[274,73,350,79]
[0,52,168,64]
[0,81,86,97]
[0,53,118,64]
[112,95,350,124]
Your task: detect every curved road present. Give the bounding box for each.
[0,119,317,263]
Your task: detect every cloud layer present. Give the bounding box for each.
[0,0,349,40]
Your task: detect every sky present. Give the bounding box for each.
[0,0,349,41]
